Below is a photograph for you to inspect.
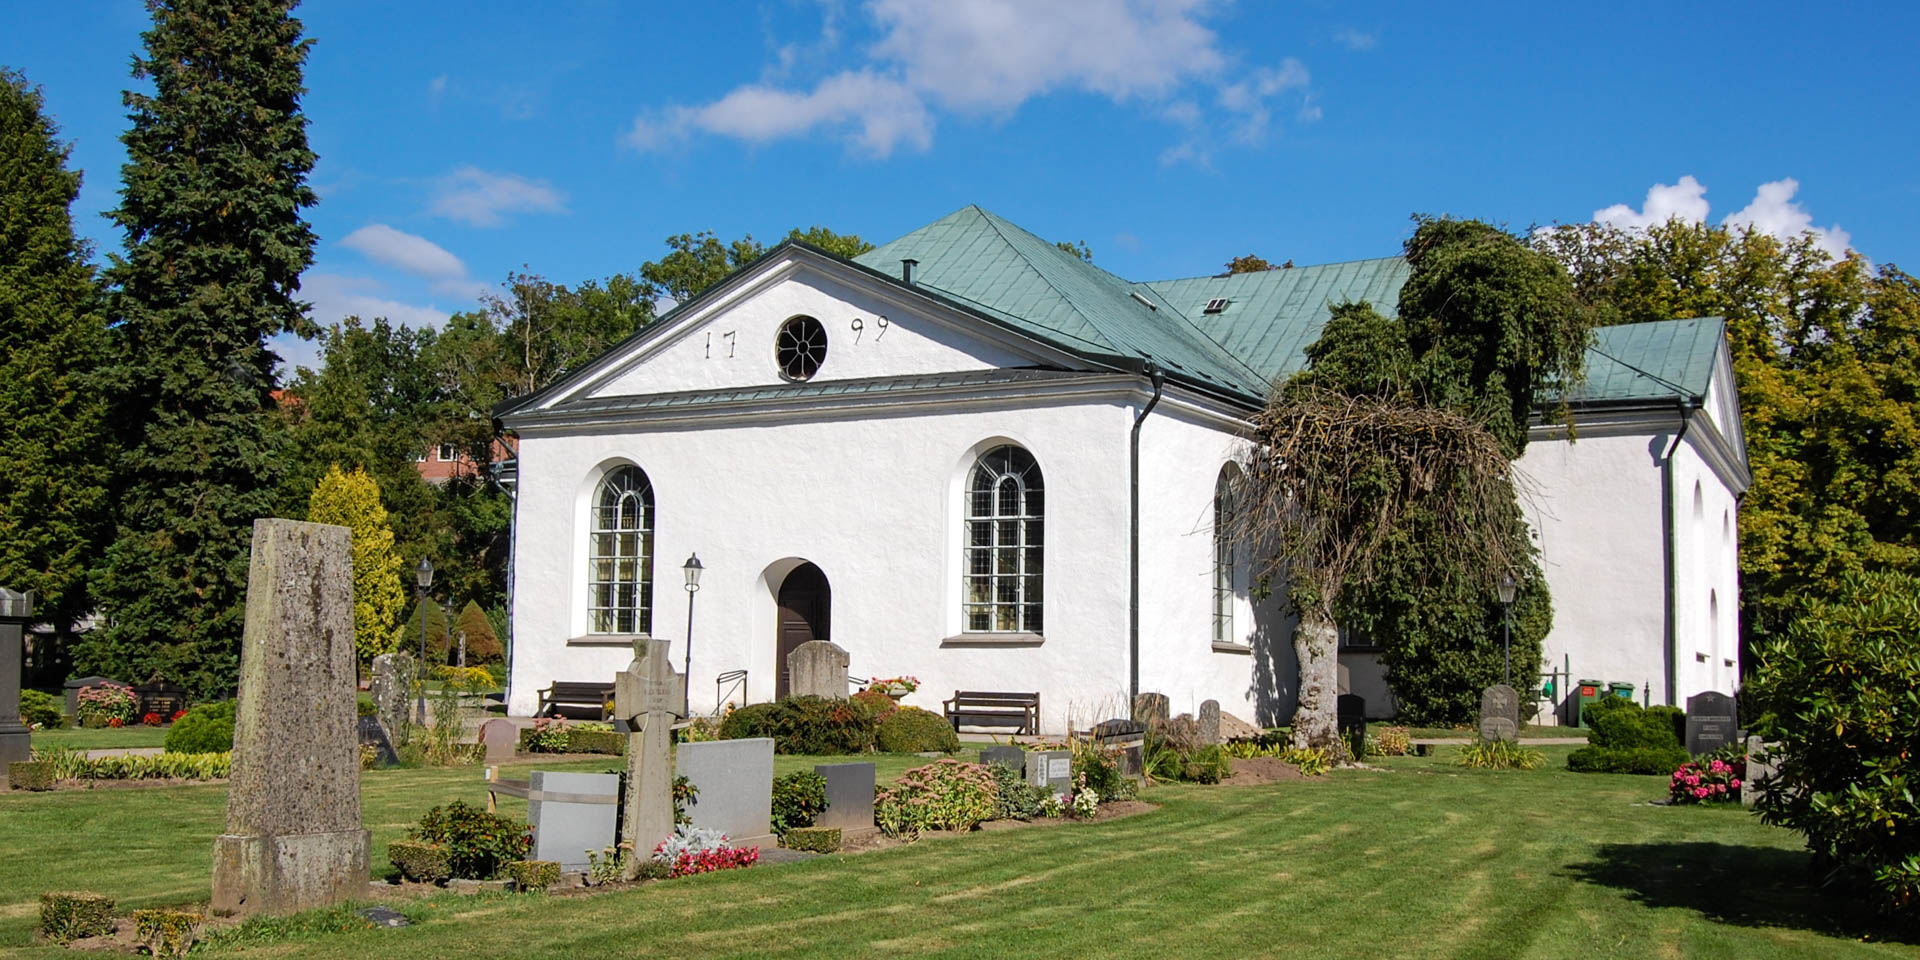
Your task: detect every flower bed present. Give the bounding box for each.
[74,683,138,729]
[1669,750,1744,804]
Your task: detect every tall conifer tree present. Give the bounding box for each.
[0,71,111,653]
[86,0,319,696]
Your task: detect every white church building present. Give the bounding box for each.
[498,205,1748,732]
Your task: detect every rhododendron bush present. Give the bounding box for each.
[1668,753,1743,804]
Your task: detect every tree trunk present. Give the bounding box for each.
[1290,606,1340,750]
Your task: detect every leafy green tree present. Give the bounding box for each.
[1535,220,1918,643]
[84,0,320,697]
[307,465,405,664]
[1226,254,1274,274]
[1054,239,1092,262]
[0,71,111,643]
[641,231,766,304]
[787,226,874,259]
[393,597,450,663]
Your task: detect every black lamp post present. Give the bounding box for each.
[1496,570,1518,686]
[414,557,434,726]
[682,554,703,718]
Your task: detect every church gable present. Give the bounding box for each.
[535,245,1080,410]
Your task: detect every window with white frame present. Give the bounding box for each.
[588,465,654,634]
[964,445,1043,633]
[437,443,458,463]
[1213,465,1241,645]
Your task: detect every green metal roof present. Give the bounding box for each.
[1143,257,1411,382]
[1571,317,1725,404]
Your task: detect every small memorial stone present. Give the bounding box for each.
[1742,736,1779,809]
[1337,694,1367,756]
[979,745,1025,773]
[369,652,414,747]
[1026,749,1073,797]
[479,718,518,764]
[356,715,399,767]
[1478,684,1520,743]
[1198,700,1222,746]
[1131,692,1169,728]
[0,588,31,767]
[787,641,851,700]
[1092,719,1147,783]
[676,738,775,849]
[813,762,877,837]
[1686,691,1738,757]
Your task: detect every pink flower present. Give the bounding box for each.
[1693,787,1708,798]
[1730,778,1741,788]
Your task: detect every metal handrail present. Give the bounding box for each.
[714,669,748,714]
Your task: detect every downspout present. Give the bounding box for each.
[493,421,519,713]
[1658,399,1700,707]
[1130,364,1167,705]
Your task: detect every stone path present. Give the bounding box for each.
[1411,737,1588,746]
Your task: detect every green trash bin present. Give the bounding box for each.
[1574,679,1606,728]
[1608,681,1637,703]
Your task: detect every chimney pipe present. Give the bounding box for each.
[901,258,918,284]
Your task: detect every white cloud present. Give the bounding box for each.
[1722,177,1852,259]
[1592,175,1851,258]
[1593,175,1711,229]
[341,224,466,281]
[1333,28,1376,51]
[428,74,447,105]
[627,0,1315,158]
[427,166,567,227]
[301,274,454,332]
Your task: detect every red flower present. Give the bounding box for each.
[107,717,124,728]
[142,712,163,726]
[170,709,187,721]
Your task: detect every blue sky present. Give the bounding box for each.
[5,1,1915,371]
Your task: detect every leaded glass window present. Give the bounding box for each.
[1213,465,1241,645]
[964,445,1043,633]
[588,466,654,634]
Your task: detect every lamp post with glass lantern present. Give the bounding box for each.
[682,554,703,718]
[1496,570,1518,686]
[414,557,434,726]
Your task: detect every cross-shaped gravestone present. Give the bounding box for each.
[1479,684,1520,743]
[615,637,679,879]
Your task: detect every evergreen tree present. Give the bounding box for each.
[452,599,501,663]
[85,0,320,697]
[392,598,450,663]
[306,465,405,665]
[0,71,111,648]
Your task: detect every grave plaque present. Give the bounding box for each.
[356,715,399,767]
[979,745,1026,774]
[787,641,851,700]
[677,738,775,849]
[369,652,414,747]
[0,588,31,767]
[814,762,877,836]
[1478,684,1520,743]
[133,676,189,719]
[479,718,519,764]
[527,770,619,872]
[211,520,369,917]
[1337,694,1367,757]
[1742,737,1779,809]
[1685,691,1738,756]
[1197,700,1222,746]
[1026,749,1073,797]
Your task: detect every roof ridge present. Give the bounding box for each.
[1145,254,1407,286]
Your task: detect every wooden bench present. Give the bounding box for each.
[538,681,615,720]
[943,691,1040,736]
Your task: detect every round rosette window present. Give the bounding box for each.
[776,315,828,381]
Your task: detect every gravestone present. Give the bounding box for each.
[526,770,620,872]
[787,641,850,699]
[813,762,877,837]
[614,637,680,879]
[1336,694,1367,757]
[133,676,189,719]
[1026,749,1073,797]
[0,589,31,767]
[676,738,775,849]
[1686,691,1738,756]
[1198,700,1222,746]
[355,715,399,766]
[479,718,519,764]
[1092,718,1147,782]
[1131,692,1170,729]
[1478,684,1520,743]
[369,652,414,747]
[211,520,369,917]
[1742,737,1780,809]
[979,745,1026,773]
[63,674,118,721]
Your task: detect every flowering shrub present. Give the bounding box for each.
[651,825,758,878]
[668,846,758,877]
[76,683,137,728]
[1066,773,1100,819]
[141,712,164,727]
[525,717,571,753]
[1370,726,1412,757]
[875,759,999,839]
[866,676,920,696]
[1669,751,1745,804]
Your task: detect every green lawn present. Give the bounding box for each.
[1397,723,1588,740]
[28,725,170,751]
[0,746,1904,958]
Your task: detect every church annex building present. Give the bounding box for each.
[496,205,1748,733]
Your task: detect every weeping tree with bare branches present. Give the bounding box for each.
[1242,216,1594,746]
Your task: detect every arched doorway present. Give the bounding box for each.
[775,562,831,700]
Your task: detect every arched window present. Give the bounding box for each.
[588,466,654,634]
[965,445,1043,633]
[1214,465,1242,645]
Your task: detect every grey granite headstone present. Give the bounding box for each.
[814,762,877,836]
[527,770,619,872]
[1132,692,1170,728]
[212,519,370,917]
[1093,718,1147,782]
[1198,700,1221,746]
[0,588,30,767]
[1685,691,1738,756]
[63,674,117,720]
[355,715,399,767]
[979,745,1026,774]
[676,738,775,848]
[1479,684,1520,743]
[787,640,850,700]
[1742,737,1780,808]
[479,718,518,764]
[1026,749,1073,797]
[369,652,414,747]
